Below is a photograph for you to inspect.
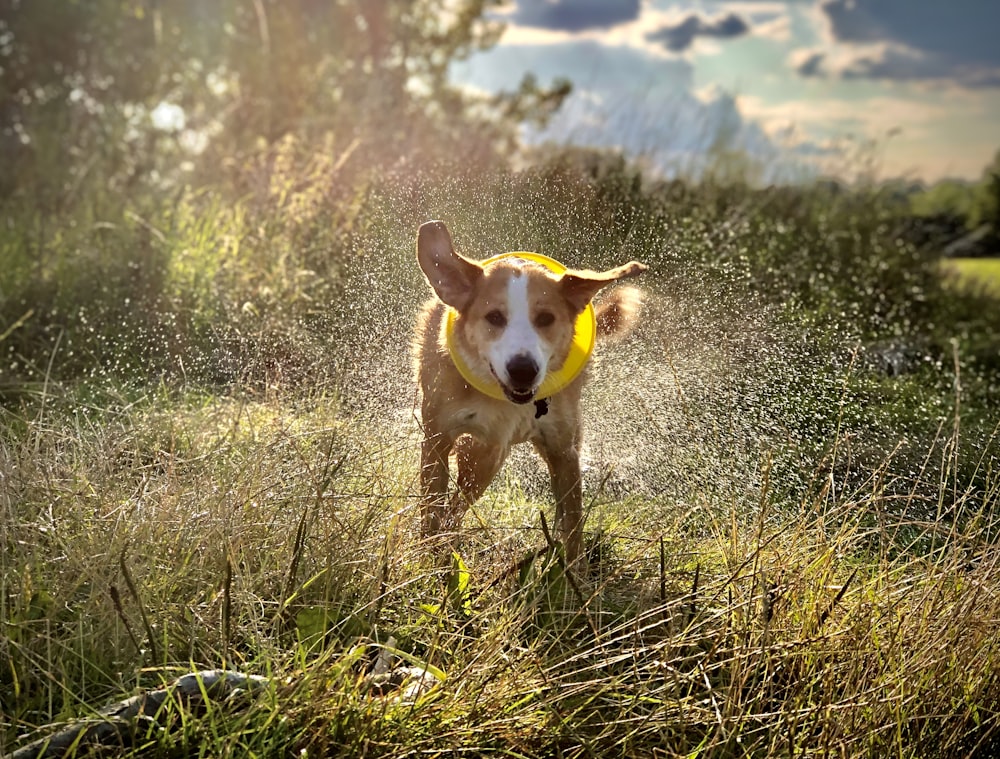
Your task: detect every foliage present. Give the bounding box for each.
[981,149,1000,235]
[910,178,982,222]
[944,257,1000,299]
[909,148,1000,254]
[0,0,568,204]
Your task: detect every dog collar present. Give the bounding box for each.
[445,252,596,402]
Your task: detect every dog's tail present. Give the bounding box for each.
[594,286,643,342]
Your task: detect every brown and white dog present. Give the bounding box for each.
[413,220,646,565]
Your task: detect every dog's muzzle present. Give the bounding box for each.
[500,354,539,404]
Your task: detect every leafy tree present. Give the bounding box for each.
[0,0,569,204]
[910,178,977,223]
[972,148,1000,236]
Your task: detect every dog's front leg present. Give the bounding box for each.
[451,436,508,530]
[536,440,585,568]
[420,431,453,537]
[551,451,584,567]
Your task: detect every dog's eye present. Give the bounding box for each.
[535,311,555,328]
[485,310,507,328]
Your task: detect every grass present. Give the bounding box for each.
[944,257,1000,298]
[3,151,1000,756]
[2,389,1000,757]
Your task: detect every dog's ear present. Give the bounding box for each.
[560,261,647,313]
[417,220,482,311]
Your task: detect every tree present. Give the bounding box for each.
[973,148,1000,239]
[0,0,569,203]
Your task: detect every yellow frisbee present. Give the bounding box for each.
[445,252,596,401]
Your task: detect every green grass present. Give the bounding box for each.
[944,257,1000,298]
[3,151,1000,757]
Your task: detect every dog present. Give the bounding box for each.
[413,220,646,566]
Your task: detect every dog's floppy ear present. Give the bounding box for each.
[417,220,482,312]
[560,261,647,313]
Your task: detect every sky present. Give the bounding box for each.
[450,0,1000,184]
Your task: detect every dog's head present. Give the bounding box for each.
[417,220,646,404]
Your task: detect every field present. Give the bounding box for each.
[944,257,1000,298]
[3,156,1000,758]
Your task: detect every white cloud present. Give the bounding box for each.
[740,91,946,135]
[499,5,772,59]
[456,0,998,182]
[796,0,1000,88]
[456,40,805,178]
[645,12,751,53]
[499,25,578,46]
[752,13,792,41]
[738,90,998,180]
[794,41,1000,88]
[499,0,640,32]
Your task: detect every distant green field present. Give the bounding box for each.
[944,256,1000,297]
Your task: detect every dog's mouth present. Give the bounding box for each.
[491,367,536,405]
[503,386,535,404]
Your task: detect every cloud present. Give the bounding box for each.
[752,12,793,42]
[645,12,751,53]
[792,49,825,77]
[495,5,784,60]
[454,0,998,182]
[453,38,694,96]
[740,90,949,139]
[794,44,1000,89]
[820,0,997,60]
[740,88,1000,181]
[504,0,640,32]
[795,0,1000,88]
[839,45,1000,88]
[453,40,826,182]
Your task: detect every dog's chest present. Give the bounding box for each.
[444,400,544,447]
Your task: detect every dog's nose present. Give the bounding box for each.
[506,354,539,389]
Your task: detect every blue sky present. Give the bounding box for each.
[451,0,1000,183]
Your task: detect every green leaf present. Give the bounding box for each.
[447,551,472,618]
[295,605,332,642]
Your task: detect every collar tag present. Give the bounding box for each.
[534,399,549,418]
